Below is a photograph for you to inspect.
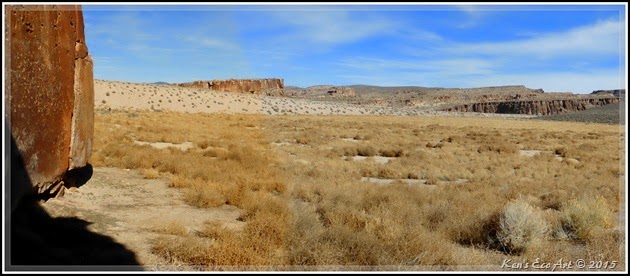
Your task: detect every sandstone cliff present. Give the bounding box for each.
[177,78,284,94]
[8,5,94,206]
[442,98,619,115]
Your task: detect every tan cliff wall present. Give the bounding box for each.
[442,98,620,115]
[177,78,284,94]
[7,5,94,207]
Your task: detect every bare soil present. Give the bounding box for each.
[39,166,245,270]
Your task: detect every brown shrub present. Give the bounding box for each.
[357,145,377,157]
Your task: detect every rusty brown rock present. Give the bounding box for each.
[8,5,93,202]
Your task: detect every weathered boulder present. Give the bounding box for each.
[177,78,284,94]
[8,4,94,205]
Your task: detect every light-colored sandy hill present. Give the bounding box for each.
[94,79,537,118]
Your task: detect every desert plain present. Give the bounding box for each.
[22,79,624,271]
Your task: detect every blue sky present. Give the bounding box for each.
[83,4,626,94]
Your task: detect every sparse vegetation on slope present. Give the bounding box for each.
[91,109,623,270]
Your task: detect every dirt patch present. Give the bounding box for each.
[271,141,291,147]
[133,140,194,151]
[40,166,244,268]
[361,177,430,186]
[361,177,469,187]
[341,138,362,142]
[519,149,576,162]
[519,149,553,157]
[343,155,397,164]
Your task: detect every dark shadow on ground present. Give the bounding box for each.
[7,133,142,271]
[65,164,94,189]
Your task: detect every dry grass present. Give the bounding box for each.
[151,220,189,236]
[141,168,160,179]
[92,110,290,268]
[91,109,624,270]
[559,197,616,242]
[497,199,548,254]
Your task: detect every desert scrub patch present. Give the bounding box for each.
[559,197,616,242]
[151,220,189,236]
[198,222,239,241]
[477,142,518,154]
[553,146,568,157]
[357,145,377,157]
[295,136,311,145]
[538,190,569,210]
[202,147,229,159]
[184,180,227,208]
[93,110,621,267]
[425,141,444,149]
[331,146,359,157]
[198,140,211,149]
[141,168,160,179]
[378,148,405,157]
[497,199,548,255]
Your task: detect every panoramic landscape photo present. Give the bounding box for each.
[4,3,627,272]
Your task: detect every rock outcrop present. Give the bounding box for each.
[177,78,284,94]
[442,98,620,115]
[325,86,356,97]
[8,4,94,207]
[591,89,625,98]
[286,85,357,98]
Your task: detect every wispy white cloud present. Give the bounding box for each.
[181,36,239,51]
[337,57,498,75]
[446,18,621,58]
[270,10,397,44]
[377,17,624,93]
[394,28,444,43]
[87,12,158,41]
[453,4,487,29]
[199,38,237,50]
[455,5,483,15]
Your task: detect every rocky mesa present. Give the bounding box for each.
[176,78,284,94]
[442,97,620,115]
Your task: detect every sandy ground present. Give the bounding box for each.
[94,79,538,119]
[40,167,244,269]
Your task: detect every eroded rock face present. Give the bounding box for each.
[8,5,94,204]
[69,54,94,170]
[325,86,356,97]
[285,85,357,98]
[177,78,284,94]
[442,98,620,115]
